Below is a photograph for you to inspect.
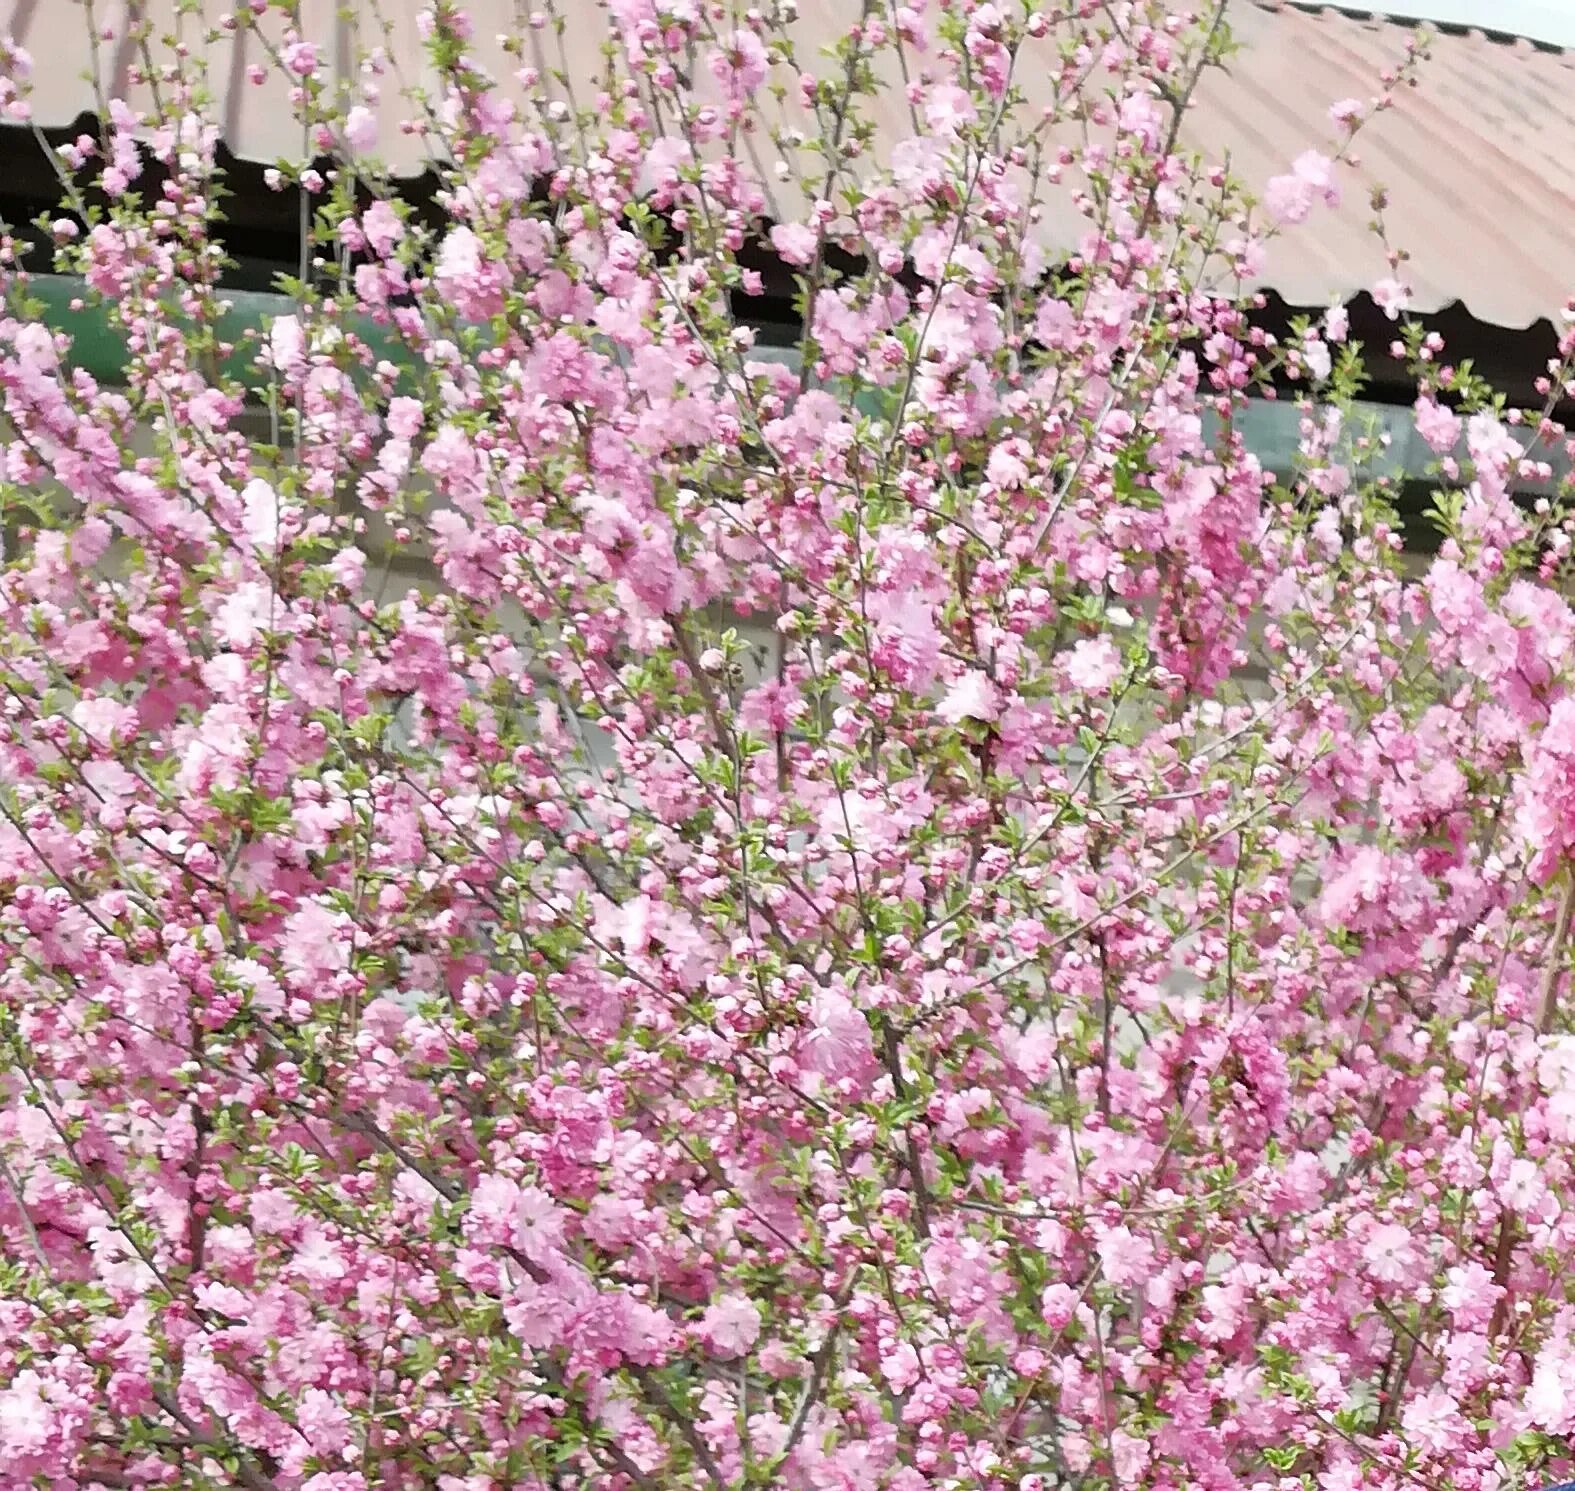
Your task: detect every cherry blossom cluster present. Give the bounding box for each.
[0,3,1573,1491]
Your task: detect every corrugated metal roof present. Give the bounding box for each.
[1190,3,1575,327]
[2,0,1571,329]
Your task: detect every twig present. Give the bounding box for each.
[1535,873,1575,1033]
[0,1149,47,1268]
[782,1278,857,1457]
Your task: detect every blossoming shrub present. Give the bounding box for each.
[0,2,1573,1489]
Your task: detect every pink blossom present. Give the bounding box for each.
[1529,1343,1575,1433]
[361,199,405,257]
[1095,1226,1155,1287]
[708,29,767,101]
[385,396,424,439]
[1361,1222,1418,1284]
[281,899,353,983]
[240,477,279,553]
[769,222,818,267]
[343,105,377,154]
[467,1175,566,1263]
[1117,88,1163,150]
[293,1227,348,1285]
[1518,697,1575,881]
[283,41,320,77]
[1065,637,1121,693]
[1008,1018,1058,1083]
[1111,1430,1151,1482]
[937,670,1000,723]
[513,1185,567,1262]
[1040,1282,1078,1328]
[1400,1387,1470,1454]
[71,696,136,744]
[925,83,977,135]
[296,1389,351,1455]
[1264,150,1339,225]
[1373,276,1412,318]
[1413,396,1460,455]
[802,989,875,1082]
[699,1293,761,1357]
[738,677,804,733]
[0,1372,52,1459]
[435,226,483,291]
[468,1174,525,1248]
[1036,295,1076,347]
[266,313,304,373]
[880,1340,922,1391]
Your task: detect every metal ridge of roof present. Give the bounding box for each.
[1267,0,1575,50]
